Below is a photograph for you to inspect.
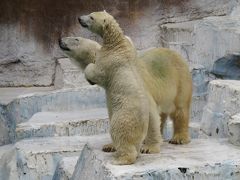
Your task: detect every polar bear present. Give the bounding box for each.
[79,11,162,165]
[59,37,192,147]
[58,37,101,69]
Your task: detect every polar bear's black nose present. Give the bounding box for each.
[78,17,88,28]
[78,17,82,24]
[58,38,70,51]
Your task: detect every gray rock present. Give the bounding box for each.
[53,156,79,180]
[72,136,240,180]
[0,144,18,180]
[191,95,208,122]
[228,113,240,146]
[0,87,54,106]
[16,135,110,180]
[190,65,215,122]
[54,58,89,89]
[1,0,238,87]
[212,54,240,80]
[192,16,240,71]
[201,80,240,138]
[7,86,106,125]
[159,20,198,62]
[16,108,109,140]
[0,86,105,145]
[0,23,56,87]
[0,105,13,146]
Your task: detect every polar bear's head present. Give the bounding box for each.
[59,37,101,69]
[78,11,115,37]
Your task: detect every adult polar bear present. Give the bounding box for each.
[59,37,192,144]
[80,12,164,165]
[79,11,161,165]
[75,11,191,165]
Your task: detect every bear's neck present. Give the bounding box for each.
[102,21,125,49]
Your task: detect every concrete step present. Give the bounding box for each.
[72,135,240,180]
[0,86,106,145]
[16,108,109,140]
[15,134,110,180]
[228,113,240,146]
[0,87,54,106]
[53,156,79,180]
[0,144,18,180]
[201,80,240,138]
[16,108,200,141]
[49,122,200,180]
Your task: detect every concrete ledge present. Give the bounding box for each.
[228,113,240,146]
[201,80,240,138]
[72,137,240,180]
[16,108,109,140]
[0,144,17,180]
[16,134,110,180]
[7,85,106,124]
[53,156,79,180]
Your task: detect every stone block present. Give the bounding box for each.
[52,156,78,180]
[54,58,89,89]
[72,137,240,180]
[16,135,109,180]
[192,16,240,71]
[16,108,109,140]
[228,113,240,146]
[201,80,240,138]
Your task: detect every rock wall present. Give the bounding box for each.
[0,0,238,87]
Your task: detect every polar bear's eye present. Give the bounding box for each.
[90,16,94,20]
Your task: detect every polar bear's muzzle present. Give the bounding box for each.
[59,38,70,51]
[78,17,88,28]
[86,79,96,85]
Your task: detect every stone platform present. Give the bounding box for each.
[73,137,240,180]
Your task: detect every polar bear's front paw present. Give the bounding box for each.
[169,134,190,144]
[140,143,160,154]
[102,143,116,152]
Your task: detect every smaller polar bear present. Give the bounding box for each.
[79,11,161,165]
[59,37,101,70]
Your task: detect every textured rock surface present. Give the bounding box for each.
[228,113,240,146]
[7,85,105,124]
[201,80,240,138]
[192,16,240,71]
[0,105,12,145]
[0,0,238,86]
[16,108,109,140]
[53,156,78,180]
[0,87,54,105]
[73,137,240,180]
[159,20,198,62]
[16,135,109,180]
[54,58,89,89]
[0,86,105,145]
[212,54,240,80]
[0,144,17,180]
[0,25,56,87]
[190,64,215,122]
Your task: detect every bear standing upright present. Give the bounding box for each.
[59,37,192,146]
[79,11,162,165]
